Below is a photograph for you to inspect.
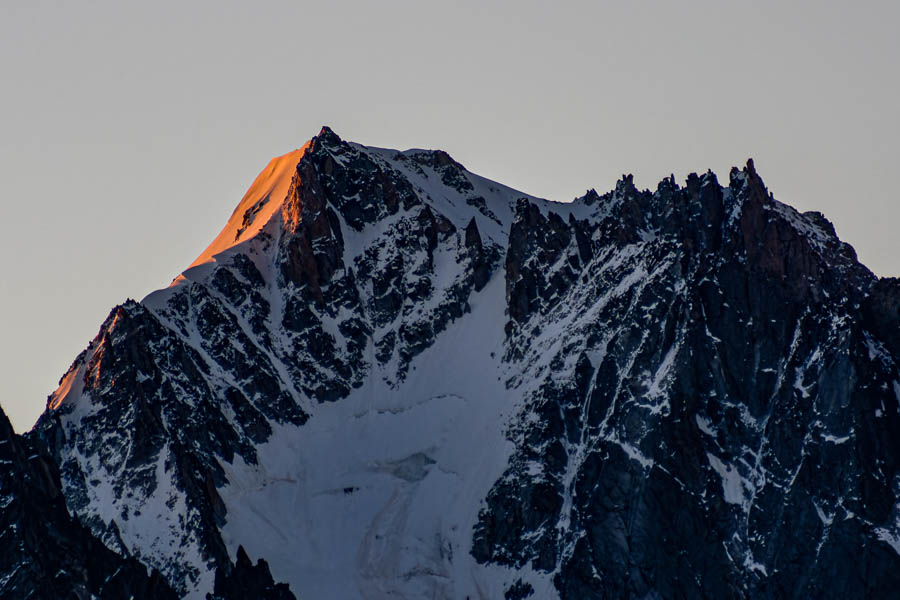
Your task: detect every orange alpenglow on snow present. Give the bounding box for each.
[48,143,312,411]
[176,141,312,282]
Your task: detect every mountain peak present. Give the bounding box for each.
[314,125,342,147]
[30,132,900,599]
[171,142,311,284]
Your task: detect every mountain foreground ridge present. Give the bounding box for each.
[3,126,899,599]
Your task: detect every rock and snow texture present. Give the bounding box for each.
[0,404,177,599]
[26,128,900,599]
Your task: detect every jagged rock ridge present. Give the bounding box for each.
[16,127,900,599]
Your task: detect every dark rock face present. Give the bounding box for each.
[32,300,285,590]
[862,277,900,356]
[505,579,535,599]
[0,404,177,600]
[505,199,575,325]
[20,127,900,599]
[30,294,311,593]
[207,546,296,600]
[473,162,900,599]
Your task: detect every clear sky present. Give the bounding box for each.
[1,1,898,431]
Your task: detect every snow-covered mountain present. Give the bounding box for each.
[13,127,900,599]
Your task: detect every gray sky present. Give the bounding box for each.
[1,1,897,431]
